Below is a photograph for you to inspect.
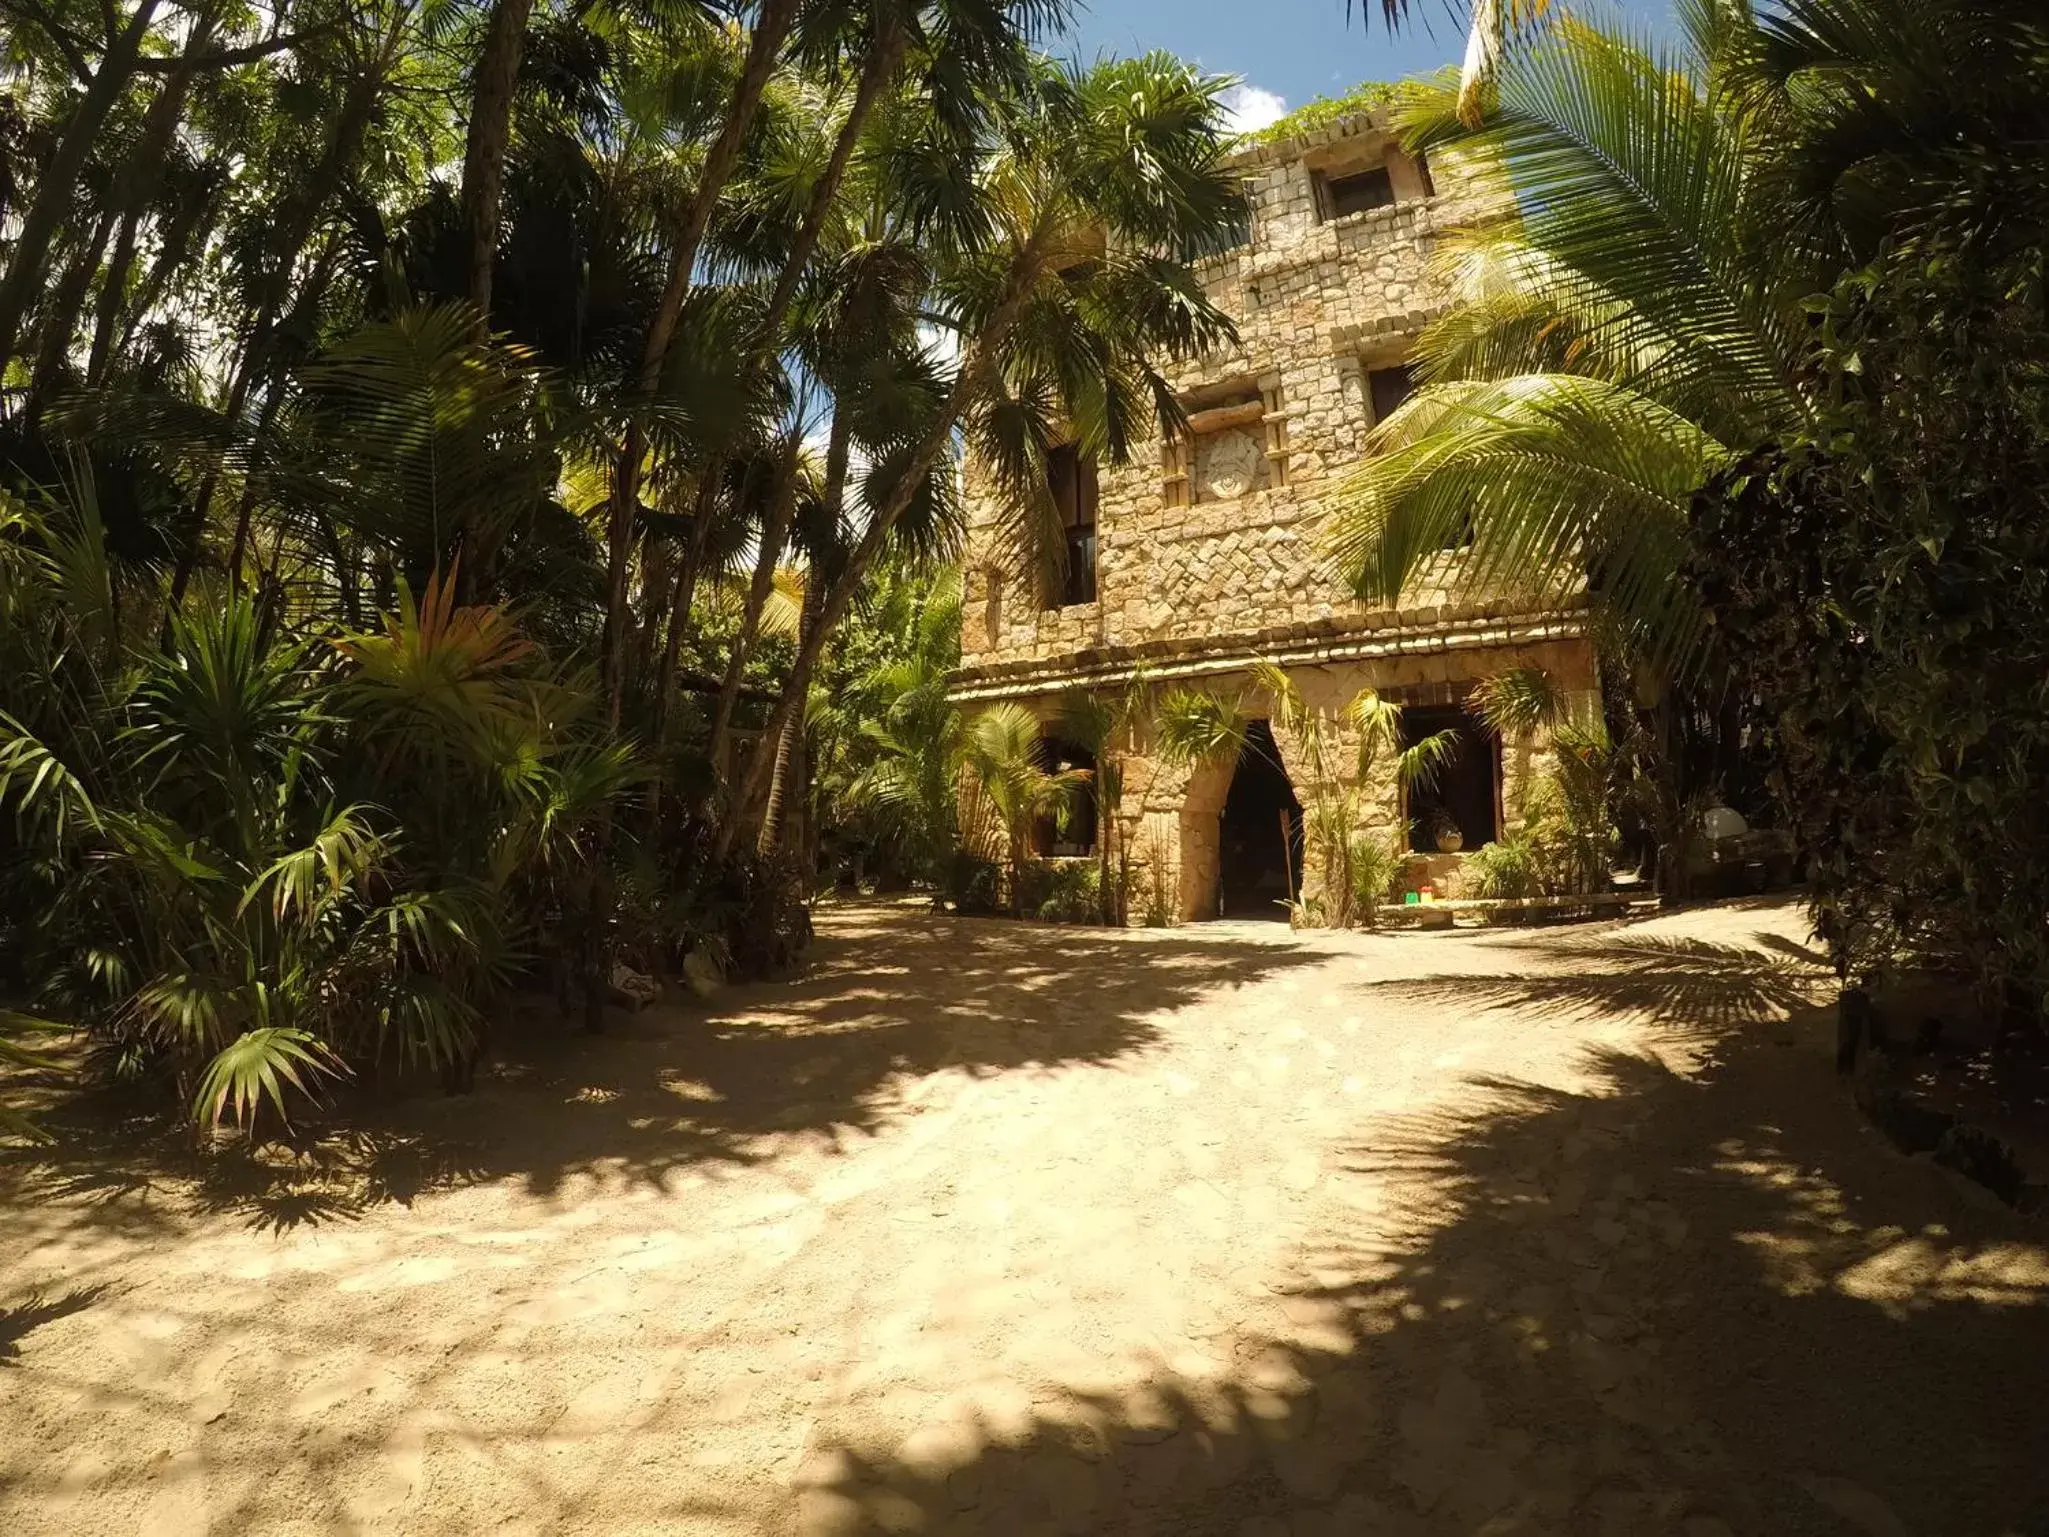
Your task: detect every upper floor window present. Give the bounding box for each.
[1322,166,1395,219]
[1312,146,1434,224]
[1047,443,1098,607]
[1368,362,1417,426]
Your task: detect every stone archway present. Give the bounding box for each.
[1217,720,1305,919]
[1174,753,1235,922]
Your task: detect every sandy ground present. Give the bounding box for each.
[4,898,2048,1537]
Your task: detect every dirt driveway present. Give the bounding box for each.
[4,899,2047,1536]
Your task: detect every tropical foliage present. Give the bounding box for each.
[1336,0,2049,1000]
[0,0,1252,1131]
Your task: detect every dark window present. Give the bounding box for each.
[1032,738,1097,856]
[1416,150,1436,198]
[1047,444,1098,606]
[1368,363,1416,424]
[1322,165,1396,220]
[1400,704,1499,853]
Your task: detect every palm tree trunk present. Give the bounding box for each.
[163,16,403,621]
[650,468,725,745]
[758,18,903,333]
[1098,786,1113,925]
[756,553,828,856]
[0,0,163,365]
[26,210,115,412]
[118,173,220,357]
[602,0,800,725]
[753,400,848,856]
[85,13,215,385]
[720,230,1056,858]
[458,0,536,331]
[708,431,804,778]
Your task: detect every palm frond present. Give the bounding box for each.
[192,1026,343,1132]
[1468,666,1565,737]
[1397,728,1464,796]
[0,711,101,850]
[1155,688,1246,767]
[1328,373,1728,668]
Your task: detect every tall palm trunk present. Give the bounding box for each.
[669,15,902,743]
[755,406,848,856]
[601,0,799,725]
[85,13,216,385]
[756,564,828,856]
[458,0,536,331]
[707,430,803,777]
[117,170,220,358]
[26,210,115,411]
[163,15,407,619]
[727,230,1056,857]
[648,468,726,786]
[0,0,163,365]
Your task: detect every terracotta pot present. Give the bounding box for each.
[1435,827,1464,853]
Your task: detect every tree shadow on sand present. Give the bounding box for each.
[792,930,2049,1537]
[0,1283,109,1365]
[0,907,1327,1236]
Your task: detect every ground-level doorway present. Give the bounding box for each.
[1217,720,1303,919]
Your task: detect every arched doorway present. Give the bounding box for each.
[1217,720,1303,919]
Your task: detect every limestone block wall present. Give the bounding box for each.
[978,639,1599,925]
[960,109,1515,676]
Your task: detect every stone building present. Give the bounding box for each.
[950,103,1599,923]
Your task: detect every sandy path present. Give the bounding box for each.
[3,899,2047,1536]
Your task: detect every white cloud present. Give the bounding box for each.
[1219,84,1288,138]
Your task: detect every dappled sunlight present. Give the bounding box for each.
[4,899,2048,1534]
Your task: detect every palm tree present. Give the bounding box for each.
[964,702,1085,917]
[844,576,971,891]
[1327,6,1816,670]
[1329,0,2044,672]
[730,50,1245,856]
[1055,675,1152,924]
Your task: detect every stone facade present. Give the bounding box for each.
[953,106,1601,923]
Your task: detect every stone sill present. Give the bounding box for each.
[1034,600,1100,622]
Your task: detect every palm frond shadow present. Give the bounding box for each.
[0,1285,110,1365]
[1363,932,1833,1034]
[790,1019,2049,1535]
[0,909,1328,1227]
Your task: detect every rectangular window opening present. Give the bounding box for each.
[1367,362,1416,426]
[1047,443,1098,607]
[1321,165,1396,220]
[1399,704,1500,854]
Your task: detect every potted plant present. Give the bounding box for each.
[1429,809,1464,854]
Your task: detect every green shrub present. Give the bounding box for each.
[1464,835,1546,900]
[1346,833,1404,926]
[1690,252,2049,1008]
[943,852,1003,915]
[1016,859,1100,924]
[1243,80,1399,147]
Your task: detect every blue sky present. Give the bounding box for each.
[1060,1,1680,134]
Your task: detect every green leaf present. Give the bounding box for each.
[192,1028,344,1133]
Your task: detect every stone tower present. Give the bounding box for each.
[951,103,1598,923]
